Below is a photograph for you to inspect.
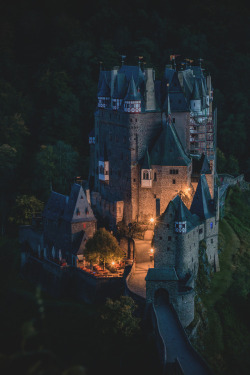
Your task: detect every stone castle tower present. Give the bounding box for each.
[89,63,215,228]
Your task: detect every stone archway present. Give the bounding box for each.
[154,288,170,306]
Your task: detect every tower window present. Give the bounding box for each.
[172,118,175,123]
[172,179,176,184]
[154,172,157,181]
[143,171,149,180]
[211,238,213,244]
[210,222,213,229]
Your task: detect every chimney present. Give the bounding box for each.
[145,68,156,111]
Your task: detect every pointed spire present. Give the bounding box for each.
[98,74,110,97]
[201,155,211,174]
[190,175,214,219]
[124,75,141,101]
[175,195,188,222]
[191,79,200,100]
[150,121,191,166]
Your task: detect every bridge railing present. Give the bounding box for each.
[151,303,167,372]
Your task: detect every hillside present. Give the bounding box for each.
[192,186,250,375]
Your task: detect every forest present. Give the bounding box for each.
[0,1,250,374]
[0,0,250,233]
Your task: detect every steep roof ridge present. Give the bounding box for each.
[124,75,141,101]
[149,121,191,166]
[43,191,68,220]
[190,175,213,219]
[200,154,211,174]
[98,73,110,97]
[191,79,201,100]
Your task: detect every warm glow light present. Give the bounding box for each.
[111,261,115,265]
[150,248,154,253]
[150,217,154,223]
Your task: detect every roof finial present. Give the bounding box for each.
[198,58,204,68]
[138,56,143,68]
[120,55,126,66]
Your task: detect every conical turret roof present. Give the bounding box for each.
[200,155,211,174]
[191,79,201,100]
[124,76,141,101]
[150,123,191,166]
[112,73,127,99]
[98,75,110,97]
[190,175,214,219]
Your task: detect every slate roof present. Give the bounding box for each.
[112,73,128,99]
[172,195,200,231]
[98,74,110,97]
[169,92,189,112]
[145,267,178,281]
[150,123,191,166]
[191,79,201,100]
[43,192,67,221]
[141,147,151,169]
[190,175,215,219]
[200,155,211,174]
[118,65,145,86]
[98,70,111,91]
[124,76,142,101]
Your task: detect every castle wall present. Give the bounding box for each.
[204,217,219,271]
[173,289,195,328]
[153,203,176,269]
[134,165,192,222]
[93,109,162,223]
[171,112,190,153]
[175,227,199,280]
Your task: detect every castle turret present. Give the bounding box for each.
[145,68,156,111]
[190,79,201,113]
[124,76,142,113]
[97,75,110,109]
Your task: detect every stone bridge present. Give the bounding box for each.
[126,239,212,375]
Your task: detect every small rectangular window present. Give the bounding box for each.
[173,179,176,184]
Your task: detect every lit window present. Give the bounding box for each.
[210,222,213,229]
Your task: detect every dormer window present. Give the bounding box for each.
[76,208,80,216]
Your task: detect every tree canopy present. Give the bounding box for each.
[84,228,124,266]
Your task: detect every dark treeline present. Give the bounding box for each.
[0,0,249,233]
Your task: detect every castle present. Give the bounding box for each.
[88,61,219,327]
[89,63,215,228]
[20,60,220,329]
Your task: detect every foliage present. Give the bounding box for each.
[84,228,124,266]
[33,141,79,199]
[8,195,44,226]
[116,220,146,240]
[196,240,212,295]
[100,296,140,338]
[195,189,250,374]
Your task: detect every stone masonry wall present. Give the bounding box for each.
[171,112,190,153]
[135,165,192,222]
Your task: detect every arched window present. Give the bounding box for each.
[143,171,149,180]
